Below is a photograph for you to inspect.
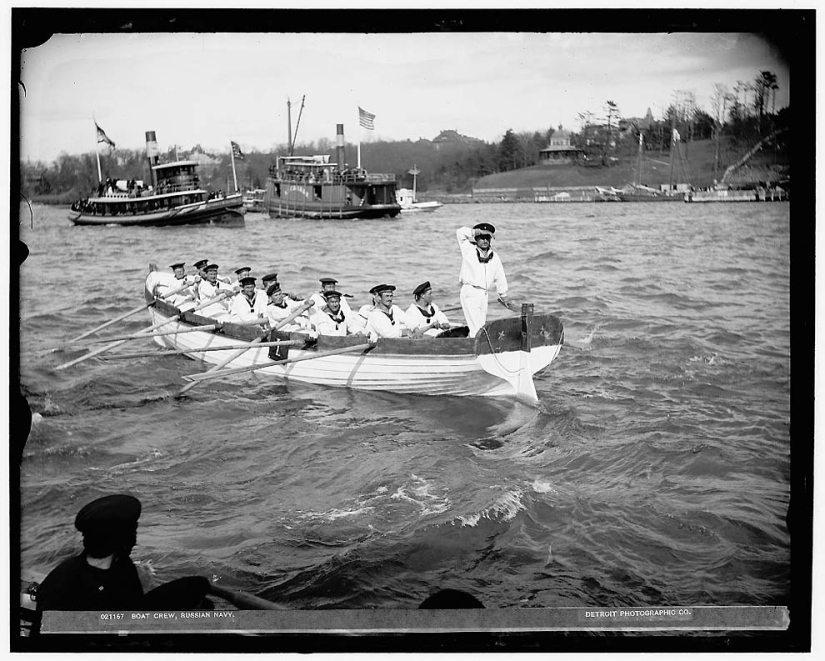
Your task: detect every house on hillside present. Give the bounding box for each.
[539,126,583,165]
[432,129,484,152]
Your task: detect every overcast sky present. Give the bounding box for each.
[18,29,791,164]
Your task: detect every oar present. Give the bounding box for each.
[440,305,463,314]
[182,343,374,383]
[54,291,233,371]
[64,317,267,346]
[55,282,195,349]
[176,337,264,397]
[208,584,287,610]
[101,339,303,360]
[158,280,197,300]
[175,301,314,396]
[64,301,157,344]
[271,299,316,331]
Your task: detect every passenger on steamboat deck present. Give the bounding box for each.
[229,276,268,323]
[405,281,452,337]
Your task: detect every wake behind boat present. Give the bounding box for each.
[68,131,245,227]
[141,272,563,403]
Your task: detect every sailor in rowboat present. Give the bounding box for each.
[262,272,304,303]
[231,266,252,287]
[146,262,196,309]
[193,259,210,280]
[33,494,212,620]
[229,276,268,323]
[166,262,199,310]
[196,264,236,320]
[405,281,452,337]
[365,284,422,340]
[312,290,366,337]
[264,282,316,335]
[194,258,231,285]
[456,223,512,336]
[309,277,363,330]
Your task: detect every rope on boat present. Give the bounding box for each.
[479,326,520,376]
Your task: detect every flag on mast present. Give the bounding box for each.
[95,122,116,149]
[358,107,375,130]
[231,141,245,160]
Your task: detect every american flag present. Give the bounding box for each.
[95,122,115,149]
[231,141,245,160]
[358,107,375,130]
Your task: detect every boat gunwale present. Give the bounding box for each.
[146,288,563,358]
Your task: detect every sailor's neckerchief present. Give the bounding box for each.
[322,306,345,323]
[476,247,494,264]
[414,302,435,320]
[377,305,395,324]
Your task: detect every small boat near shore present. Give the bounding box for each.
[242,188,267,211]
[68,131,245,227]
[616,183,685,203]
[398,166,443,213]
[141,273,563,403]
[397,188,444,213]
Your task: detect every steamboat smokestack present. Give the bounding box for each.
[145,131,160,189]
[336,124,345,171]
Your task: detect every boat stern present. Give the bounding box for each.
[474,304,563,402]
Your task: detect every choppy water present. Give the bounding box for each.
[16,200,790,613]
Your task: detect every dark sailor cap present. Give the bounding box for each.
[473,222,496,235]
[75,494,142,533]
[322,290,342,299]
[369,284,396,295]
[193,259,209,269]
[169,262,185,270]
[266,282,282,296]
[413,281,432,297]
[234,266,252,275]
[261,272,279,284]
[239,276,257,286]
[205,264,219,272]
[319,277,338,285]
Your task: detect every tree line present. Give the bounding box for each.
[21,70,787,200]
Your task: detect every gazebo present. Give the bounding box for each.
[539,126,583,165]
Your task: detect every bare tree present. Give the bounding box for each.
[710,83,731,175]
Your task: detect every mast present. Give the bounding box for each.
[409,164,421,202]
[668,112,676,192]
[145,131,160,190]
[636,133,643,186]
[291,95,305,155]
[287,99,293,157]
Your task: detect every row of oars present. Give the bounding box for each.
[53,291,376,397]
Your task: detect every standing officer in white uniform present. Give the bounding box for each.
[456,223,511,336]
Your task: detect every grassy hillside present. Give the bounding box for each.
[474,138,789,191]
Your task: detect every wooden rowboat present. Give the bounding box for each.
[143,278,564,403]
